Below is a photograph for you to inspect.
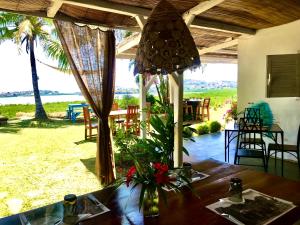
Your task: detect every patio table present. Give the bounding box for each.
[185,99,202,120]
[109,109,128,117]
[224,121,284,175]
[1,159,300,225]
[66,103,89,123]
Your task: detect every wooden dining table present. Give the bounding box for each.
[109,109,128,117]
[1,159,300,225]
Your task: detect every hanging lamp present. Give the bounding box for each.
[134,0,200,75]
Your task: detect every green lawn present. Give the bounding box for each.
[0,119,101,218]
[0,101,83,119]
[184,88,237,108]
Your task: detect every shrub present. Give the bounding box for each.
[115,95,139,109]
[209,121,222,133]
[196,124,209,135]
[183,126,193,138]
[146,94,156,106]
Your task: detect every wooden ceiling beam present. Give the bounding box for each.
[183,0,225,26]
[116,52,237,64]
[135,15,146,30]
[64,0,151,17]
[191,18,256,35]
[214,49,237,55]
[198,38,238,55]
[0,7,141,32]
[116,34,141,55]
[47,0,64,17]
[116,0,248,55]
[64,0,255,35]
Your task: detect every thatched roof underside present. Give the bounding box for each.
[1,0,300,63]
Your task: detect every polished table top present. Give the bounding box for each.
[1,160,300,225]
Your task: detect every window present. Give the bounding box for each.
[267,54,300,97]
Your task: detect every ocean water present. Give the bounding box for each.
[0,94,139,105]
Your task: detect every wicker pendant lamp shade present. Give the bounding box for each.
[134,0,200,75]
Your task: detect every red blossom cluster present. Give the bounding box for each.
[153,163,169,184]
[126,166,136,187]
[125,163,170,187]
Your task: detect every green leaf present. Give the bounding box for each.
[139,184,146,210]
[182,147,190,156]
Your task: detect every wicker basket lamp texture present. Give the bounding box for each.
[134,0,200,75]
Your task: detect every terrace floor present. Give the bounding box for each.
[183,131,300,181]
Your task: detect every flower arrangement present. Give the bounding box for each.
[224,102,243,123]
[114,103,194,217]
[124,153,191,215]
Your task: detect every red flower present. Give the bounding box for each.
[126,166,136,187]
[153,163,168,173]
[153,163,169,184]
[154,171,169,184]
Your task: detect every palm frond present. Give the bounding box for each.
[40,36,70,72]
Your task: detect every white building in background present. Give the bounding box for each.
[238,19,300,151]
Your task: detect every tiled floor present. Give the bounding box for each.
[183,132,300,181]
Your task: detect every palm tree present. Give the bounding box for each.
[0,12,68,120]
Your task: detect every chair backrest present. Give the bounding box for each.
[126,105,139,123]
[111,102,118,111]
[244,107,260,125]
[237,117,264,148]
[203,98,210,108]
[83,106,91,127]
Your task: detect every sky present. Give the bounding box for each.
[0,41,237,93]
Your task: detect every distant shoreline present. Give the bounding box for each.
[0,93,140,105]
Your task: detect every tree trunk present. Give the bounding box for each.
[29,38,48,120]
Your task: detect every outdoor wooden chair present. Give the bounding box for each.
[125,105,140,135]
[83,106,98,140]
[197,98,210,121]
[111,102,125,129]
[267,125,300,170]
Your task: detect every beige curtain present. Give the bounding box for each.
[55,20,116,185]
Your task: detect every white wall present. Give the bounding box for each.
[238,20,300,150]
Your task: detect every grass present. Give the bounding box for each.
[184,88,237,108]
[0,101,83,119]
[0,119,101,218]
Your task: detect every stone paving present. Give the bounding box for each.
[183,131,300,181]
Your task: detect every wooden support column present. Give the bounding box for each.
[170,72,183,167]
[168,74,174,104]
[139,73,147,139]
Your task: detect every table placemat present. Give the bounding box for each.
[163,170,209,192]
[19,194,109,225]
[206,189,296,225]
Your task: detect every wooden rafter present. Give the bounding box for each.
[116,0,246,56]
[47,0,64,17]
[64,0,151,17]
[0,7,141,32]
[116,34,141,55]
[63,0,255,35]
[198,39,238,55]
[191,18,256,35]
[116,52,237,63]
[135,15,146,30]
[183,0,225,26]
